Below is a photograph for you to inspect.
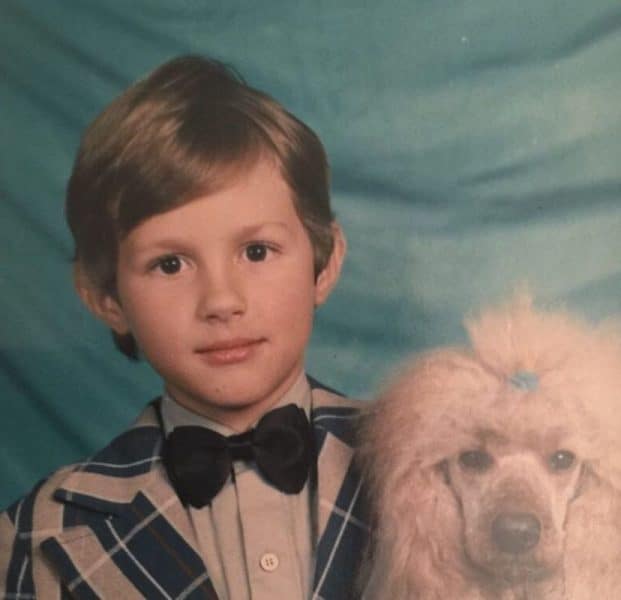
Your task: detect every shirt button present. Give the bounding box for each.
[259,552,279,572]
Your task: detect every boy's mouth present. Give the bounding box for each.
[195,338,265,366]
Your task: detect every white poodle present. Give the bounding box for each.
[359,295,621,599]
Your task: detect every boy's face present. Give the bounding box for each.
[82,159,344,431]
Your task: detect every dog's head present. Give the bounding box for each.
[442,426,584,587]
[359,295,621,598]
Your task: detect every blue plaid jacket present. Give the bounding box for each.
[0,384,369,599]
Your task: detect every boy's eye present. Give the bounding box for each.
[155,255,183,274]
[244,243,269,262]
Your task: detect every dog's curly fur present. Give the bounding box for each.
[359,295,621,599]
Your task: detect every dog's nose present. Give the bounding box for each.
[491,512,541,554]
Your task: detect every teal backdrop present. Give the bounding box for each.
[2,1,621,507]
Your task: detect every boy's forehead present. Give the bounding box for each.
[187,158,295,213]
[124,154,283,218]
[122,159,301,241]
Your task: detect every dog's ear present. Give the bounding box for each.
[363,460,470,597]
[563,461,621,596]
[357,352,478,598]
[566,462,621,539]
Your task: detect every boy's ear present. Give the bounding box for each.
[315,222,347,306]
[73,262,130,335]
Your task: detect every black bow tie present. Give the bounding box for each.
[163,404,315,508]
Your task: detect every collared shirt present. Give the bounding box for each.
[160,373,314,600]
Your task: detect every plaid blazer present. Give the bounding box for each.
[0,382,369,599]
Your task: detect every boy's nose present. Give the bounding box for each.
[195,267,246,322]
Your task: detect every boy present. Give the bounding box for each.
[0,55,368,599]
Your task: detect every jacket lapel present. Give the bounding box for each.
[40,404,219,599]
[310,385,370,600]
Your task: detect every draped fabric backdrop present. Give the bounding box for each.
[2,0,621,507]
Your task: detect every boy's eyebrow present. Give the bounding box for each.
[126,222,294,255]
[234,221,292,237]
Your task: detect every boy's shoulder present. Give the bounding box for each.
[2,402,162,531]
[308,377,365,446]
[308,375,363,411]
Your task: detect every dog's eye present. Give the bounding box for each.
[548,450,575,471]
[459,450,493,472]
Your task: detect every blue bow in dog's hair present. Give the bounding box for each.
[509,371,539,391]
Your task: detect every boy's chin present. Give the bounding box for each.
[166,376,300,430]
